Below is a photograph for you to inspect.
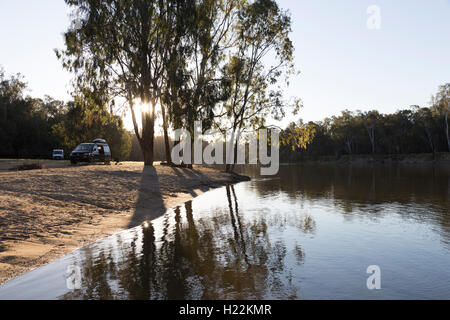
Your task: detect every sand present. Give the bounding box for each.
[0,162,249,285]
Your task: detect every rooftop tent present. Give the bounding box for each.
[93,139,107,144]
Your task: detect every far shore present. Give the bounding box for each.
[281,152,450,165]
[0,162,250,285]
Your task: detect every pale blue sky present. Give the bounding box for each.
[279,0,450,123]
[1,0,449,129]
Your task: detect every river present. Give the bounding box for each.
[0,164,449,300]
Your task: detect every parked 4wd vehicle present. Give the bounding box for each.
[70,139,112,165]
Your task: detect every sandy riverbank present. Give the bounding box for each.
[0,162,249,285]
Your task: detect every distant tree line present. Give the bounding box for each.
[0,68,131,160]
[2,65,449,163]
[280,84,450,162]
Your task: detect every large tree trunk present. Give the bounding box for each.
[141,111,155,166]
[229,141,239,173]
[130,98,154,166]
[161,103,173,165]
[141,143,154,166]
[186,111,194,169]
[226,126,237,173]
[229,125,243,173]
[128,82,155,166]
[139,94,156,166]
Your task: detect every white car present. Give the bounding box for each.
[52,149,64,160]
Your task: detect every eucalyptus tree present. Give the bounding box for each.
[58,0,187,165]
[359,110,382,155]
[330,110,363,156]
[412,106,439,154]
[0,70,26,157]
[168,0,241,159]
[153,0,193,165]
[220,0,299,172]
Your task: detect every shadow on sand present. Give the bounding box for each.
[128,166,224,228]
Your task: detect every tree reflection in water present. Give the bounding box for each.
[239,164,450,241]
[61,185,307,300]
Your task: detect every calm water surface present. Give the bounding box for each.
[1,164,449,300]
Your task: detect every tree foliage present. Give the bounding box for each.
[58,0,302,168]
[0,68,130,160]
[280,84,450,163]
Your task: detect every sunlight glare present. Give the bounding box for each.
[123,99,164,134]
